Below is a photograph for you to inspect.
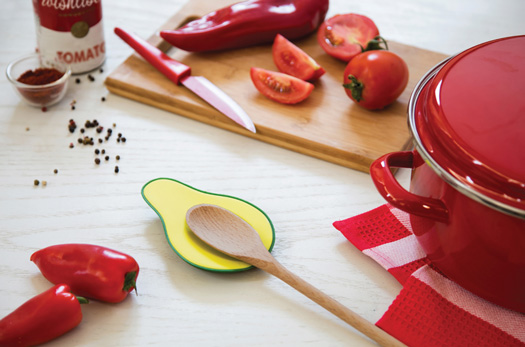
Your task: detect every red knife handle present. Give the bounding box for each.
[114,27,191,85]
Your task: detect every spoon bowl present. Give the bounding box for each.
[186,204,406,347]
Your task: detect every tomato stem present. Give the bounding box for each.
[362,35,389,52]
[343,75,364,102]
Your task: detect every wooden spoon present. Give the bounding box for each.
[186,204,406,347]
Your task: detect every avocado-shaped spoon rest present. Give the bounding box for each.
[141,178,275,272]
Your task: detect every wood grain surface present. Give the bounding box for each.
[105,0,448,173]
[2,0,522,345]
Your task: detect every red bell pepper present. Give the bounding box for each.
[31,244,139,303]
[0,284,86,347]
[160,0,329,52]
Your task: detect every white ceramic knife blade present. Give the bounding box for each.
[114,27,256,133]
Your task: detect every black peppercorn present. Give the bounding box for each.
[95,158,101,164]
[114,166,119,173]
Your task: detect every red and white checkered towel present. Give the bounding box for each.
[333,204,525,347]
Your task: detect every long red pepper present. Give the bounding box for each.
[0,284,86,347]
[31,244,139,303]
[160,0,329,52]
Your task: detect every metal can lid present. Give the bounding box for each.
[409,35,525,217]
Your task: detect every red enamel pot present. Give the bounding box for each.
[370,36,525,313]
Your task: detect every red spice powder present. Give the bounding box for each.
[17,68,64,85]
[16,68,66,107]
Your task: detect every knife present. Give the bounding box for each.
[114,27,256,133]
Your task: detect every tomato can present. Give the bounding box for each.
[32,0,105,74]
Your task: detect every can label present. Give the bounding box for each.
[33,0,105,74]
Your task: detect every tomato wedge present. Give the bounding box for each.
[317,13,380,62]
[272,34,325,81]
[250,67,314,104]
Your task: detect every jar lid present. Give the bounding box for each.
[410,36,525,217]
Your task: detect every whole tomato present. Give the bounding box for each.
[343,50,409,110]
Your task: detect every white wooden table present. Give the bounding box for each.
[1,0,522,345]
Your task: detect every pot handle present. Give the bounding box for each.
[370,151,449,223]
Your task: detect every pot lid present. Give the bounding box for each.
[410,35,525,217]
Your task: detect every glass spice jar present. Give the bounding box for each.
[32,0,106,74]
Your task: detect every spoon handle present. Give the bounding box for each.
[255,257,406,347]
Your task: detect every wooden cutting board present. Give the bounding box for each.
[105,0,447,173]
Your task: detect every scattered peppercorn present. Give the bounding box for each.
[99,68,104,73]
[98,138,103,144]
[54,169,58,174]
[88,74,95,82]
[95,149,100,155]
[118,133,122,138]
[77,138,82,144]
[95,158,101,164]
[96,126,103,133]
[80,128,85,133]
[34,179,40,186]
[101,149,105,154]
[116,155,120,161]
[114,166,119,173]
[101,96,106,102]
[68,119,77,133]
[85,119,99,128]
[117,138,120,143]
[75,78,81,84]
[121,137,126,143]
[81,136,94,145]
[105,155,109,161]
[69,143,74,148]
[42,181,47,187]
[113,123,116,128]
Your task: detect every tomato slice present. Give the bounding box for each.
[317,13,380,62]
[250,67,314,104]
[272,34,325,81]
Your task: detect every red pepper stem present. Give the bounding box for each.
[76,296,89,304]
[123,271,137,293]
